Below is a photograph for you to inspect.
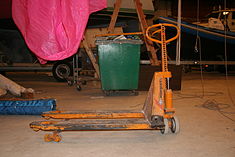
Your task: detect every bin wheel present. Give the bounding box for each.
[170,116,180,133]
[132,90,139,96]
[104,90,111,96]
[67,80,74,86]
[160,118,169,134]
[76,85,82,91]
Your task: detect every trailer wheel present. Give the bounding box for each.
[170,116,180,133]
[160,118,169,134]
[52,61,72,82]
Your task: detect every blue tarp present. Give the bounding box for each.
[0,99,56,115]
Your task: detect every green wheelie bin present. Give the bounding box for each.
[96,37,142,95]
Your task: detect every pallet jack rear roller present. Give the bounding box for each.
[30,23,180,142]
[170,116,180,133]
[44,132,62,142]
[160,118,169,134]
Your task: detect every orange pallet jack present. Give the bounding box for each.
[30,23,180,142]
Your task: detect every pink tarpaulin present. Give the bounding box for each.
[12,0,106,64]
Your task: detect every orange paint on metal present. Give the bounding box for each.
[44,134,53,142]
[44,132,62,142]
[151,72,164,117]
[165,108,175,113]
[40,121,57,125]
[165,89,173,109]
[123,124,152,130]
[146,23,180,44]
[96,32,143,37]
[42,112,144,119]
[49,110,62,113]
[30,124,66,131]
[31,123,153,131]
[164,114,173,119]
[158,71,172,78]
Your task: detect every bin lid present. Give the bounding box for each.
[95,36,143,45]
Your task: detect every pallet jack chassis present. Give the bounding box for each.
[30,23,180,142]
[30,73,179,142]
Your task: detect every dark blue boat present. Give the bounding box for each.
[156,16,235,65]
[158,16,235,44]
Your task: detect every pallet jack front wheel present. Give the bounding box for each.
[170,116,180,133]
[44,133,62,142]
[44,134,54,142]
[53,134,62,142]
[160,118,169,134]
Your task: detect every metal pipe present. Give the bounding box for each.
[167,78,170,90]
[176,0,181,65]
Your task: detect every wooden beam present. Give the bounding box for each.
[134,0,159,65]
[107,0,122,33]
[108,0,159,65]
[81,38,100,78]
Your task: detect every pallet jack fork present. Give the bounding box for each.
[30,23,180,142]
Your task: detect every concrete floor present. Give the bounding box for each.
[0,71,235,157]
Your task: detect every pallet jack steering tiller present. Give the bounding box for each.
[30,23,180,142]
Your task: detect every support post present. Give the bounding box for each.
[176,0,181,65]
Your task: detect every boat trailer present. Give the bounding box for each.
[30,23,180,142]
